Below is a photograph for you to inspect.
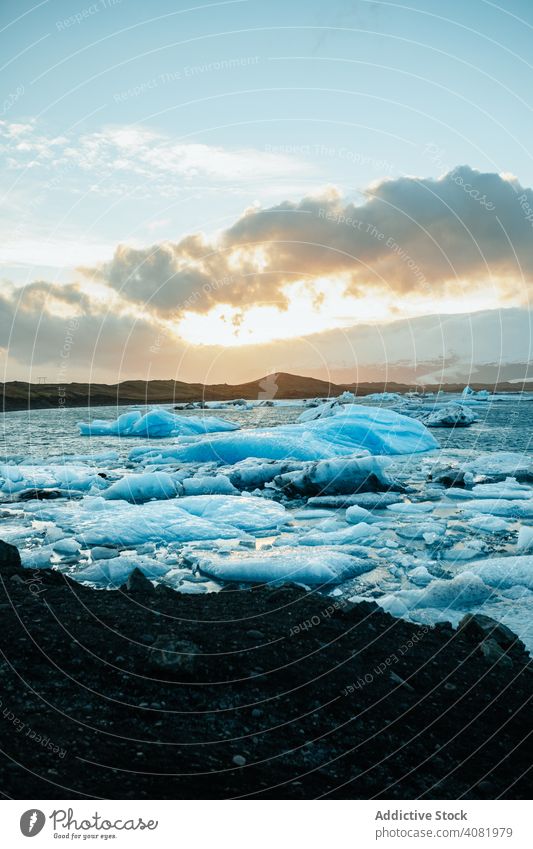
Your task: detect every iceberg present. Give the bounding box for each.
[0,463,106,496]
[517,526,533,551]
[460,499,533,519]
[128,405,438,465]
[470,555,533,591]
[423,403,477,428]
[381,572,495,612]
[273,456,394,497]
[298,521,378,546]
[78,408,239,438]
[103,472,181,502]
[30,494,288,547]
[72,555,171,587]
[194,547,373,585]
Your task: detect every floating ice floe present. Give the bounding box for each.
[517,526,533,551]
[272,456,394,497]
[423,403,477,428]
[460,499,533,519]
[71,555,171,587]
[468,515,512,534]
[128,405,438,466]
[78,408,239,438]
[379,571,495,616]
[470,555,533,591]
[298,521,378,546]
[460,452,532,481]
[361,392,404,402]
[194,547,373,585]
[103,472,181,502]
[181,475,238,496]
[227,460,302,490]
[24,494,288,547]
[0,463,107,497]
[445,477,532,501]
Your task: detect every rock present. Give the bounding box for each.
[232,755,246,767]
[122,568,155,595]
[0,539,22,576]
[479,638,513,669]
[459,614,523,652]
[149,638,200,677]
[246,629,264,640]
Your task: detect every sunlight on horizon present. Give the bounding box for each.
[173,283,504,347]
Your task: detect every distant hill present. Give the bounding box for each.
[2,373,533,412]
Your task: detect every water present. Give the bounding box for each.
[1,395,532,650]
[1,395,532,463]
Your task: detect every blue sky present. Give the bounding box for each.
[1,0,533,380]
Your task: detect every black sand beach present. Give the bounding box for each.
[0,541,531,800]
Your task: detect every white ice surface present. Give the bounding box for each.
[22,494,288,546]
[195,547,373,585]
[79,408,238,438]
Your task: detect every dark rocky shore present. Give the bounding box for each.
[0,540,531,800]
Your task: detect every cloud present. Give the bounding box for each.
[0,120,311,183]
[4,165,533,381]
[85,166,533,318]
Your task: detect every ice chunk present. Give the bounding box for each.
[470,555,533,591]
[20,544,55,569]
[517,526,533,552]
[362,392,403,402]
[273,456,393,497]
[446,477,532,501]
[460,499,533,519]
[298,521,377,546]
[195,547,373,585]
[345,505,375,524]
[104,472,180,502]
[91,546,119,560]
[79,408,238,438]
[181,475,238,496]
[37,494,288,546]
[387,501,435,514]
[407,565,433,586]
[72,555,170,587]
[0,463,105,496]
[423,403,477,428]
[228,460,302,490]
[308,492,403,509]
[468,515,512,534]
[392,572,495,610]
[461,452,532,480]
[129,404,437,465]
[52,537,80,555]
[298,399,340,422]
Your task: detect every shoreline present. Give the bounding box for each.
[2,373,533,413]
[0,541,531,800]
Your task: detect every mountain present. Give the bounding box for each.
[3,372,533,412]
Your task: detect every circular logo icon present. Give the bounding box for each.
[20,810,46,837]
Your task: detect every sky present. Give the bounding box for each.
[1,0,533,384]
